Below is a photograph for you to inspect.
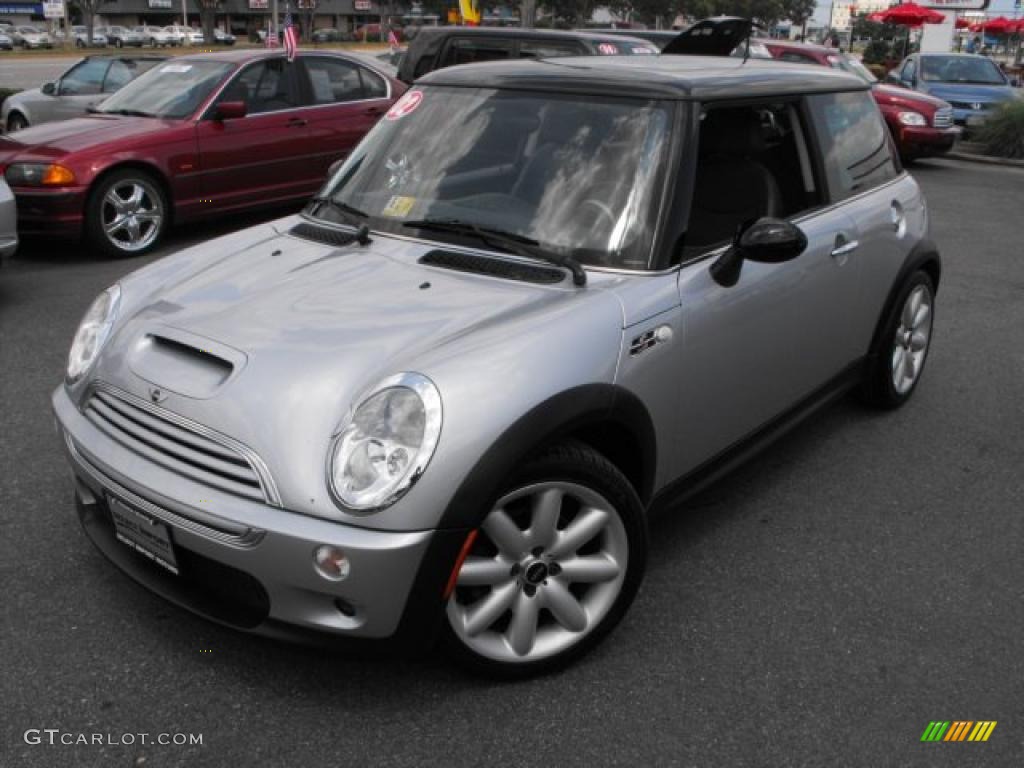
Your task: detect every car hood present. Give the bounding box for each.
[918,82,1016,104]
[662,17,753,56]
[0,115,177,160]
[873,83,950,109]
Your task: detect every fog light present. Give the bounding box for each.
[313,545,350,581]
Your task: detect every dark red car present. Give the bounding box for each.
[762,40,959,161]
[0,50,405,256]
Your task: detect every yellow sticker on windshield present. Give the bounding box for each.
[382,195,415,218]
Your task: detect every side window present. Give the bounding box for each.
[901,58,916,83]
[103,59,147,93]
[808,90,899,202]
[778,52,816,64]
[221,60,299,114]
[59,59,110,96]
[441,37,514,68]
[304,57,365,104]
[519,39,585,59]
[684,102,821,256]
[359,67,388,99]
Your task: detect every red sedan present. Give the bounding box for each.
[0,50,405,256]
[762,40,959,162]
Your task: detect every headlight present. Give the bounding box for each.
[5,162,76,186]
[66,285,121,384]
[897,111,928,127]
[328,373,442,512]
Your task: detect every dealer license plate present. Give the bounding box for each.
[108,496,179,575]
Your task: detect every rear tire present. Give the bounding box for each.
[6,113,28,132]
[443,441,647,678]
[860,270,935,409]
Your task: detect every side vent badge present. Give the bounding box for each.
[630,325,673,356]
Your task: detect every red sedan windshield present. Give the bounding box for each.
[96,60,233,119]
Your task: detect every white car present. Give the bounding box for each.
[161,26,185,45]
[60,26,108,48]
[0,31,13,50]
[134,25,174,47]
[16,25,53,49]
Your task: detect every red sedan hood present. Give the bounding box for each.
[873,83,950,110]
[0,115,179,162]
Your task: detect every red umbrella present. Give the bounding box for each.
[872,2,945,26]
[973,16,1018,35]
[954,17,971,30]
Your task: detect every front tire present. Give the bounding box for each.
[861,270,935,408]
[6,112,28,132]
[444,441,647,677]
[85,169,168,258]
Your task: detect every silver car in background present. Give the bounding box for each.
[2,55,164,133]
[0,177,17,258]
[54,56,940,676]
[64,26,109,47]
[15,25,53,49]
[134,25,174,46]
[0,30,13,50]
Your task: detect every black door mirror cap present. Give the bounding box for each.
[737,217,807,263]
[42,81,56,95]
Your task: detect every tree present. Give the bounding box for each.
[68,0,111,45]
[298,0,318,40]
[195,0,222,44]
[521,0,538,28]
[781,0,815,40]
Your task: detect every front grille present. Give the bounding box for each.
[83,384,278,505]
[932,107,953,128]
[949,101,988,112]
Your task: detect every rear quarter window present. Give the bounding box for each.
[807,90,899,201]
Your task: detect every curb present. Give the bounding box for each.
[945,148,1024,168]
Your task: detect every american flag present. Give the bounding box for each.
[282,5,298,62]
[265,19,277,47]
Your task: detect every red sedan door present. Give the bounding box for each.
[194,58,316,212]
[295,55,399,179]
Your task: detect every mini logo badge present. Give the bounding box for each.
[972,103,982,111]
[149,387,167,403]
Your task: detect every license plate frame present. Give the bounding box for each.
[108,495,179,575]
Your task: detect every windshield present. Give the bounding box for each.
[832,55,877,84]
[96,60,233,118]
[315,86,673,270]
[921,56,1006,85]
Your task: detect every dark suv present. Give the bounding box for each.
[397,26,658,84]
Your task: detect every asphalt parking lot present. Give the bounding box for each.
[1,157,1022,767]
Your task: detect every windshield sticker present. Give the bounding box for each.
[382,195,416,218]
[160,64,193,73]
[632,46,655,55]
[385,90,423,121]
[597,43,619,55]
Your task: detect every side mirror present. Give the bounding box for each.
[710,218,807,288]
[214,100,247,120]
[42,81,56,96]
[1011,77,1021,88]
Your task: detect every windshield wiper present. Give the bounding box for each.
[402,218,586,286]
[97,108,156,118]
[308,196,371,245]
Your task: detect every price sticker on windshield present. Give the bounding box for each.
[382,195,416,218]
[597,43,619,55]
[386,90,423,121]
[160,63,193,73]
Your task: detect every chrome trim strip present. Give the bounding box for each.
[88,381,282,507]
[64,430,265,548]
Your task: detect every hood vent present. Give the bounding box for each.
[290,221,364,247]
[418,250,564,285]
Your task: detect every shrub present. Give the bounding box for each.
[867,63,888,80]
[977,100,1024,159]
[862,39,893,65]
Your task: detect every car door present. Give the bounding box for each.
[50,58,111,121]
[670,100,864,476]
[194,57,312,211]
[296,54,396,180]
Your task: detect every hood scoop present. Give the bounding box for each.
[418,250,565,285]
[128,327,246,399]
[289,220,366,247]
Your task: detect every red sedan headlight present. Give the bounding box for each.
[4,162,76,187]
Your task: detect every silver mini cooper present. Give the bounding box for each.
[55,54,939,676]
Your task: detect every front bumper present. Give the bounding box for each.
[897,125,959,157]
[53,385,464,648]
[12,185,87,239]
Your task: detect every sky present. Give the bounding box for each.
[812,0,1023,25]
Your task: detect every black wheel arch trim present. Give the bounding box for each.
[867,237,940,362]
[437,383,656,532]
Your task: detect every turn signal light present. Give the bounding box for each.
[42,164,76,185]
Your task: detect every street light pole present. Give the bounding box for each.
[272,0,279,42]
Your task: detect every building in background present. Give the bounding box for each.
[830,0,891,32]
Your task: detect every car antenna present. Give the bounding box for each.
[742,18,753,64]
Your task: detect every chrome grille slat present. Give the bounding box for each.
[88,399,260,486]
[93,390,245,465]
[932,107,953,129]
[83,383,279,506]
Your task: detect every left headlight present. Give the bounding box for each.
[328,373,442,512]
[66,285,121,384]
[4,162,76,187]
[897,111,928,127]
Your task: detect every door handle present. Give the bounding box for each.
[286,117,307,127]
[364,106,385,116]
[831,236,859,258]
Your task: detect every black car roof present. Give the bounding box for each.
[417,54,869,100]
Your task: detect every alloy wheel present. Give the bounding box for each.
[100,179,163,253]
[891,283,933,394]
[447,481,628,663]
